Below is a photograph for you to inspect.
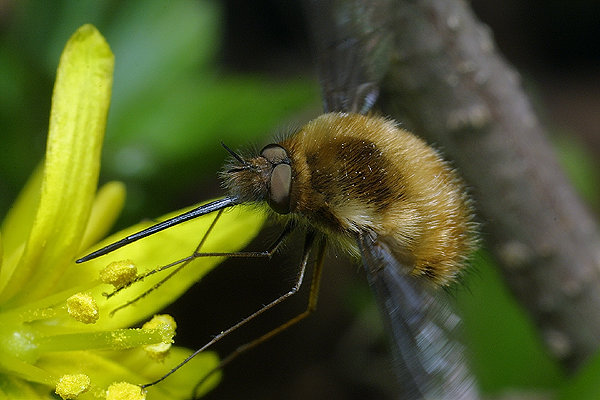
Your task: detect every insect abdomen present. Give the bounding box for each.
[283,113,477,286]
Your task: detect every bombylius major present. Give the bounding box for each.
[78,1,479,399]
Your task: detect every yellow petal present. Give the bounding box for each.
[37,347,219,400]
[0,374,50,399]
[113,347,220,399]
[71,202,266,330]
[0,231,3,282]
[0,164,43,293]
[0,352,55,386]
[0,25,114,304]
[78,182,126,255]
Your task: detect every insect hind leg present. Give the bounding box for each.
[138,230,325,397]
[190,233,326,398]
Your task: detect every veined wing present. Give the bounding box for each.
[303,0,395,114]
[358,234,479,400]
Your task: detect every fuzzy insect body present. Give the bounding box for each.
[223,112,476,286]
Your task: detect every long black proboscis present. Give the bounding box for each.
[76,196,239,263]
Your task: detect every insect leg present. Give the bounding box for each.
[107,216,295,315]
[191,232,327,398]
[139,230,322,392]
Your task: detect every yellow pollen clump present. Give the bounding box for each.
[100,260,138,289]
[55,374,91,399]
[142,314,176,361]
[106,382,146,400]
[66,293,99,324]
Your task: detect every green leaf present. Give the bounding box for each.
[455,251,565,394]
[560,350,600,400]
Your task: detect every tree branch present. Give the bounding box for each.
[380,0,600,371]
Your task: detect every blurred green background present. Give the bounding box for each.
[1,1,599,399]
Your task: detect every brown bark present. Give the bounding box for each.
[380,0,600,371]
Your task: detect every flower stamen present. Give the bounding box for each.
[142,314,176,361]
[100,260,138,290]
[106,382,146,400]
[66,293,99,324]
[55,373,91,399]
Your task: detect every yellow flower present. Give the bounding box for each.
[0,25,266,399]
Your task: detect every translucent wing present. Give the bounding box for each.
[304,0,395,114]
[358,234,479,400]
[307,1,478,397]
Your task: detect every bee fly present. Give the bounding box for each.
[78,0,479,399]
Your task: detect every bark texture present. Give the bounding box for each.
[380,0,600,371]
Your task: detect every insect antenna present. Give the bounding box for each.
[220,141,252,173]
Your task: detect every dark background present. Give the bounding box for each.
[1,1,598,399]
